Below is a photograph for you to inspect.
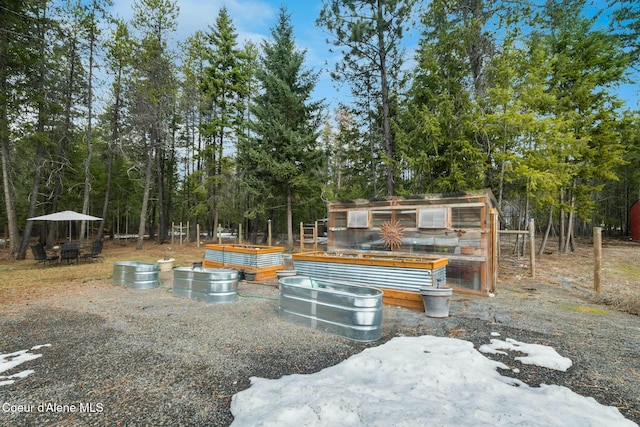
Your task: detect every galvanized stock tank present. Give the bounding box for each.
[278,276,383,342]
[172,267,239,303]
[112,262,159,289]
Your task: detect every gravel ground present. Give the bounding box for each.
[1,272,639,426]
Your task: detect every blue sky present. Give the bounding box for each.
[109,0,352,113]
[108,0,638,112]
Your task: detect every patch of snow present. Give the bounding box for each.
[479,338,573,371]
[231,335,634,426]
[0,344,51,386]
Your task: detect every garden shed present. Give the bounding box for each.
[326,190,500,296]
[631,200,640,241]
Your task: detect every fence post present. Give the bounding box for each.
[314,220,318,251]
[490,209,498,293]
[268,219,272,247]
[594,227,602,293]
[529,219,535,278]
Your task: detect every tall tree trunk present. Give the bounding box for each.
[156,142,166,242]
[563,188,576,254]
[0,0,21,257]
[46,37,77,244]
[136,147,154,250]
[97,148,113,242]
[559,189,566,253]
[97,64,122,242]
[17,11,48,259]
[287,184,293,250]
[538,207,554,255]
[18,142,43,258]
[81,12,96,244]
[377,5,394,197]
[0,118,19,257]
[497,118,508,210]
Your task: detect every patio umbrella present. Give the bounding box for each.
[27,210,102,241]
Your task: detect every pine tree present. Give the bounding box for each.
[201,7,250,238]
[99,19,133,242]
[129,0,179,249]
[0,0,36,256]
[397,0,488,193]
[241,7,324,249]
[318,0,417,196]
[177,30,207,238]
[540,0,628,252]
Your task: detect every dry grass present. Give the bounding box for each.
[0,240,206,305]
[561,305,608,315]
[446,327,467,338]
[1,236,639,315]
[500,237,640,316]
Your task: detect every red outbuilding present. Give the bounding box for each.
[631,200,640,241]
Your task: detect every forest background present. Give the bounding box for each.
[1,0,639,259]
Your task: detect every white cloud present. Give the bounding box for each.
[109,0,275,45]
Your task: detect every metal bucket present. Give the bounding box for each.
[112,262,159,290]
[173,267,238,303]
[420,287,452,318]
[278,276,383,342]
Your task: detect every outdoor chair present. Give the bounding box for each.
[60,242,80,265]
[81,240,104,263]
[31,244,58,266]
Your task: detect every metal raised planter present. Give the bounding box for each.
[173,267,239,303]
[112,261,159,289]
[278,276,383,342]
[202,244,285,280]
[292,251,448,311]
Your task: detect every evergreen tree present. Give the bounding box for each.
[0,0,37,256]
[10,0,59,257]
[241,7,324,249]
[328,106,375,199]
[79,0,112,244]
[396,0,488,193]
[201,7,250,238]
[177,30,207,238]
[540,0,628,251]
[611,0,640,71]
[129,0,179,248]
[318,0,417,196]
[99,19,134,241]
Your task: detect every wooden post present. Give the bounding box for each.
[314,220,318,251]
[179,222,183,245]
[529,218,535,278]
[490,209,498,294]
[196,224,200,247]
[594,226,602,293]
[186,221,189,243]
[268,219,272,247]
[299,222,304,251]
[238,223,243,245]
[218,223,222,244]
[171,222,175,245]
